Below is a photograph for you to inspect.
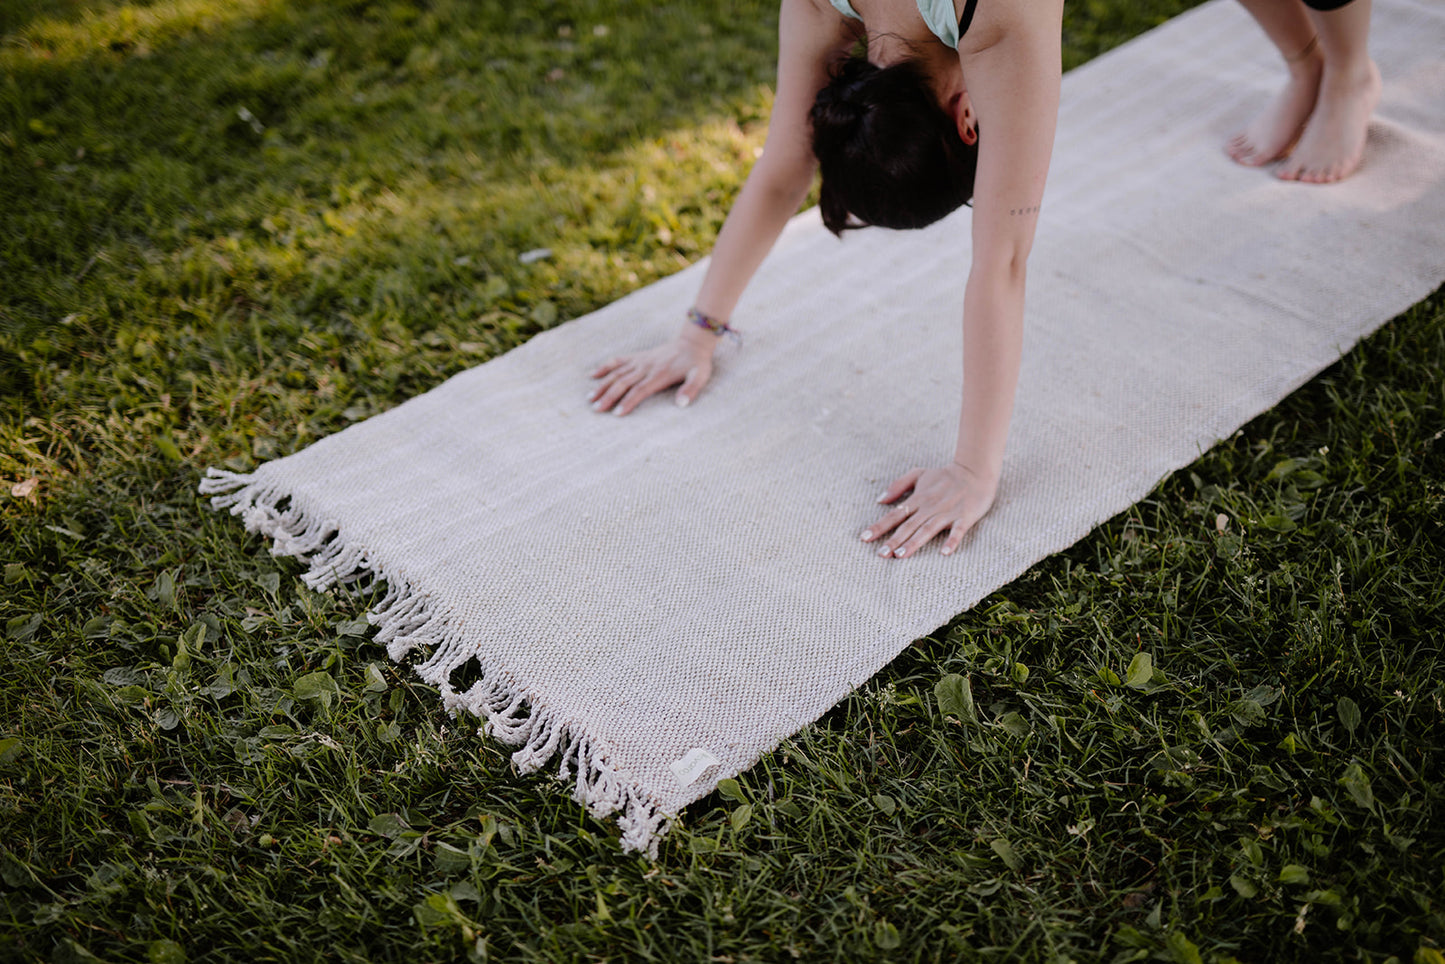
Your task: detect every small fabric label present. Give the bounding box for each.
[669,747,720,787]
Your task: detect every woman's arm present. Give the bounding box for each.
[864,0,1063,558]
[590,0,854,415]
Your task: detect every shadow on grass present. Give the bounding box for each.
[0,0,780,399]
[0,0,132,36]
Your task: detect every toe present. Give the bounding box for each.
[1227,138,1260,165]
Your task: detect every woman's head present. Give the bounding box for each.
[810,56,978,236]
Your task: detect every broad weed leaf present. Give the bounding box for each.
[293,671,339,709]
[1125,652,1153,689]
[935,674,976,723]
[990,838,1022,871]
[148,939,186,964]
[1337,697,1362,740]
[369,813,410,838]
[999,711,1031,738]
[1278,864,1310,885]
[1165,932,1203,964]
[1340,761,1375,811]
[716,778,746,803]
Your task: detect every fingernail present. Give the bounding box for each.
[941,545,954,556]
[860,530,873,541]
[894,547,907,558]
[876,491,890,504]
[592,401,605,412]
[676,395,691,408]
[614,407,626,417]
[876,545,892,557]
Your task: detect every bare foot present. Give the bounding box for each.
[1278,58,1381,183]
[1227,52,1323,167]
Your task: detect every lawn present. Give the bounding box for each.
[2,1,1442,961]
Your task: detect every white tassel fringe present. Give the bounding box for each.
[199,467,672,856]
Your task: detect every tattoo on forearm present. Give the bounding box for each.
[1009,204,1042,216]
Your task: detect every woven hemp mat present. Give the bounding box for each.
[203,0,1445,854]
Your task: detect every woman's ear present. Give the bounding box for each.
[955,94,978,146]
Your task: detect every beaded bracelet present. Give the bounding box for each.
[687,307,741,344]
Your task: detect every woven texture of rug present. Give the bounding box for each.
[203,0,1445,853]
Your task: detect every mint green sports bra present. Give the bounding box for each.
[827,0,979,49]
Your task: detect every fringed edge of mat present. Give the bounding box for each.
[198,467,672,857]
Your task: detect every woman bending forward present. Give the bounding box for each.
[588,0,1375,560]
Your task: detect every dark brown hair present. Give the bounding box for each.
[809,56,977,235]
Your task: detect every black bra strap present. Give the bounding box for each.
[958,0,979,38]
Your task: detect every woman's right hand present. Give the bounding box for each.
[588,325,718,415]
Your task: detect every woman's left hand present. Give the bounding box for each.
[861,462,999,559]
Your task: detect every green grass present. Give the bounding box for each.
[2,0,1442,961]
